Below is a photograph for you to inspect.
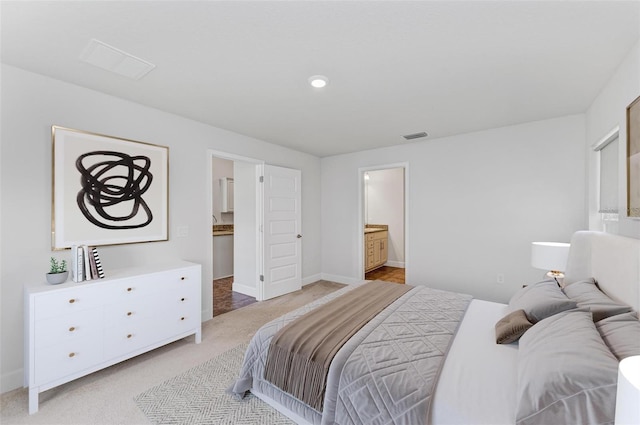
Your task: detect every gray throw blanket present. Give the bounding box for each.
[263,281,412,411]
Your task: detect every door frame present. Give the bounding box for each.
[358,162,409,281]
[206,149,263,319]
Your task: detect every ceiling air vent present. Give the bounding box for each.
[79,39,155,80]
[402,132,428,141]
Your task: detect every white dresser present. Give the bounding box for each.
[24,261,201,414]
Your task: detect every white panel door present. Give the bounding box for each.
[261,165,302,300]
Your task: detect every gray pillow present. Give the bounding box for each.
[508,279,577,323]
[595,312,640,360]
[495,309,533,344]
[516,309,618,425]
[563,278,633,322]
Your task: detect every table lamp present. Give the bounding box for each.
[531,242,570,285]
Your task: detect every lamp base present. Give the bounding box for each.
[545,271,565,288]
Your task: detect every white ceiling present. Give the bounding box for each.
[2,1,639,157]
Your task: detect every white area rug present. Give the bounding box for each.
[134,344,294,424]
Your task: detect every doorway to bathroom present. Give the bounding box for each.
[360,164,407,284]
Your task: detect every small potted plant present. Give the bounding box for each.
[46,257,68,284]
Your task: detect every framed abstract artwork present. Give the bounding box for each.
[52,126,169,249]
[627,95,640,218]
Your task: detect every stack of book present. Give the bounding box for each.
[71,245,105,282]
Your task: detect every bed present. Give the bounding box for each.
[232,231,640,424]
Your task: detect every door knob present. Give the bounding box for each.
[297,234,302,238]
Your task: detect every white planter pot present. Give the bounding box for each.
[46,271,68,285]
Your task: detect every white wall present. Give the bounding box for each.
[232,161,258,296]
[586,40,640,239]
[366,168,405,266]
[322,115,587,302]
[0,65,322,392]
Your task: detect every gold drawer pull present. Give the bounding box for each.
[127,312,133,316]
[68,352,76,358]
[68,326,76,332]
[127,334,133,339]
[68,299,76,304]
[126,287,133,292]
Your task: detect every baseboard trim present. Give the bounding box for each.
[302,274,322,286]
[232,281,257,297]
[320,273,364,285]
[384,261,405,268]
[1,369,23,394]
[231,276,324,297]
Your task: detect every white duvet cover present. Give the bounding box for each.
[431,299,518,425]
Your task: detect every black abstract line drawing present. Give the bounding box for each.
[76,151,154,229]
[52,126,168,249]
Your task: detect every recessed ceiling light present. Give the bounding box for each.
[309,75,328,88]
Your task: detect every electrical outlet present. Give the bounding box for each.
[496,273,505,284]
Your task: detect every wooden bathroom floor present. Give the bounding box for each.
[365,266,405,284]
[213,276,257,316]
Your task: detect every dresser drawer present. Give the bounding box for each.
[160,310,200,337]
[107,277,160,302]
[34,308,103,349]
[103,322,158,359]
[33,287,105,320]
[156,283,199,306]
[34,336,103,385]
[104,299,156,328]
[154,267,200,292]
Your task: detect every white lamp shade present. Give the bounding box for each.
[615,355,640,424]
[531,242,570,272]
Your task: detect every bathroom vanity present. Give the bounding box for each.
[364,225,388,272]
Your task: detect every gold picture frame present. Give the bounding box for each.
[52,126,169,249]
[627,95,640,218]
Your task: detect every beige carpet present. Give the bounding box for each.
[0,281,345,425]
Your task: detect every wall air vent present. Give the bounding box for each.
[402,132,428,141]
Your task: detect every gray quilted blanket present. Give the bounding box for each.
[232,282,472,425]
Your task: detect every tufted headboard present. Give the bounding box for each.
[564,231,640,312]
